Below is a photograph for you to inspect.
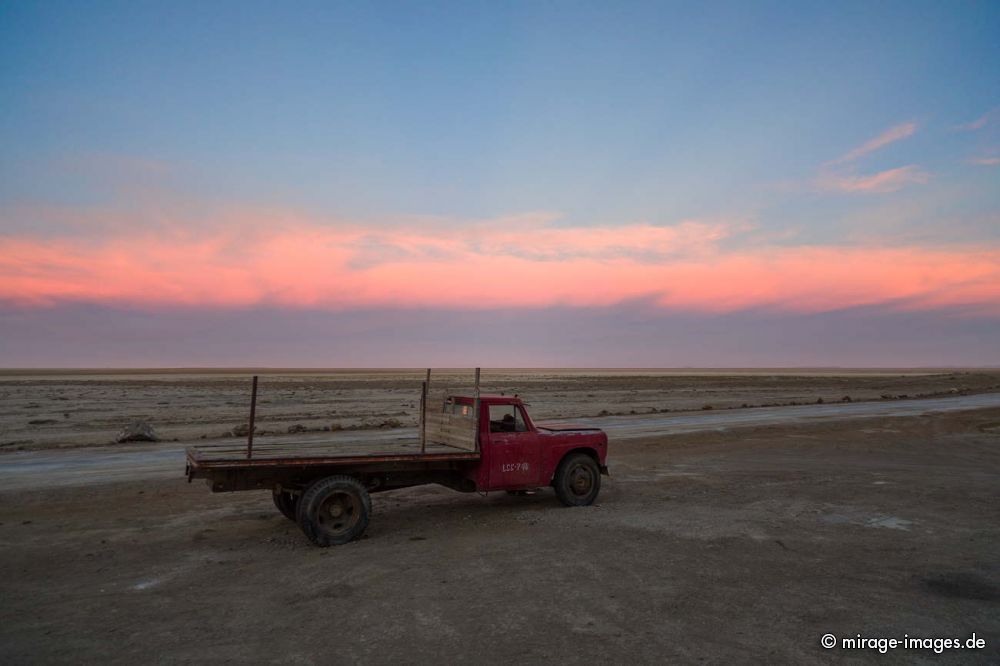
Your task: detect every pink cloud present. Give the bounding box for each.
[1,212,997,315]
[829,122,918,165]
[817,121,928,194]
[969,156,1000,167]
[818,165,931,193]
[954,108,998,132]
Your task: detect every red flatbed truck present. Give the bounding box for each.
[185,371,609,547]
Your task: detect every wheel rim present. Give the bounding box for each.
[568,463,595,497]
[316,491,360,536]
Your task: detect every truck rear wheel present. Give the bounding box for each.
[297,475,371,546]
[272,489,299,522]
[553,453,601,507]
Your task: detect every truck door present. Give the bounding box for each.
[486,404,541,489]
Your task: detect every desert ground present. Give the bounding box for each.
[0,370,998,663]
[2,368,999,451]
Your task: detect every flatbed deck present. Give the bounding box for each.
[186,437,480,469]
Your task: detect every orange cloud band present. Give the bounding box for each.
[1,218,998,314]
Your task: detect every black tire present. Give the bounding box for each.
[272,489,299,522]
[296,476,371,546]
[553,453,601,507]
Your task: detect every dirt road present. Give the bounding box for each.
[1,408,997,663]
[3,392,1000,490]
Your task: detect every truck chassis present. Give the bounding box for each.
[186,369,609,546]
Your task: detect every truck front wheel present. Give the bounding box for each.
[297,476,371,546]
[553,453,601,507]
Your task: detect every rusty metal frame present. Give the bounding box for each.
[205,367,484,480]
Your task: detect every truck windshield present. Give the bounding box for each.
[489,404,528,433]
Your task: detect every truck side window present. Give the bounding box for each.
[489,405,528,433]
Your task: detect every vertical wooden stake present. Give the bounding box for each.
[473,367,481,451]
[423,369,432,452]
[247,375,258,459]
[420,379,428,453]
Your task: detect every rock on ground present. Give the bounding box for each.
[115,421,158,443]
[231,424,253,437]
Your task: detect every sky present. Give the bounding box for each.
[1,1,998,367]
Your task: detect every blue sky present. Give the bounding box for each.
[0,1,998,366]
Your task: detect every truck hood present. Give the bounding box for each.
[536,421,603,433]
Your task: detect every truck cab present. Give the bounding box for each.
[450,395,609,501]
